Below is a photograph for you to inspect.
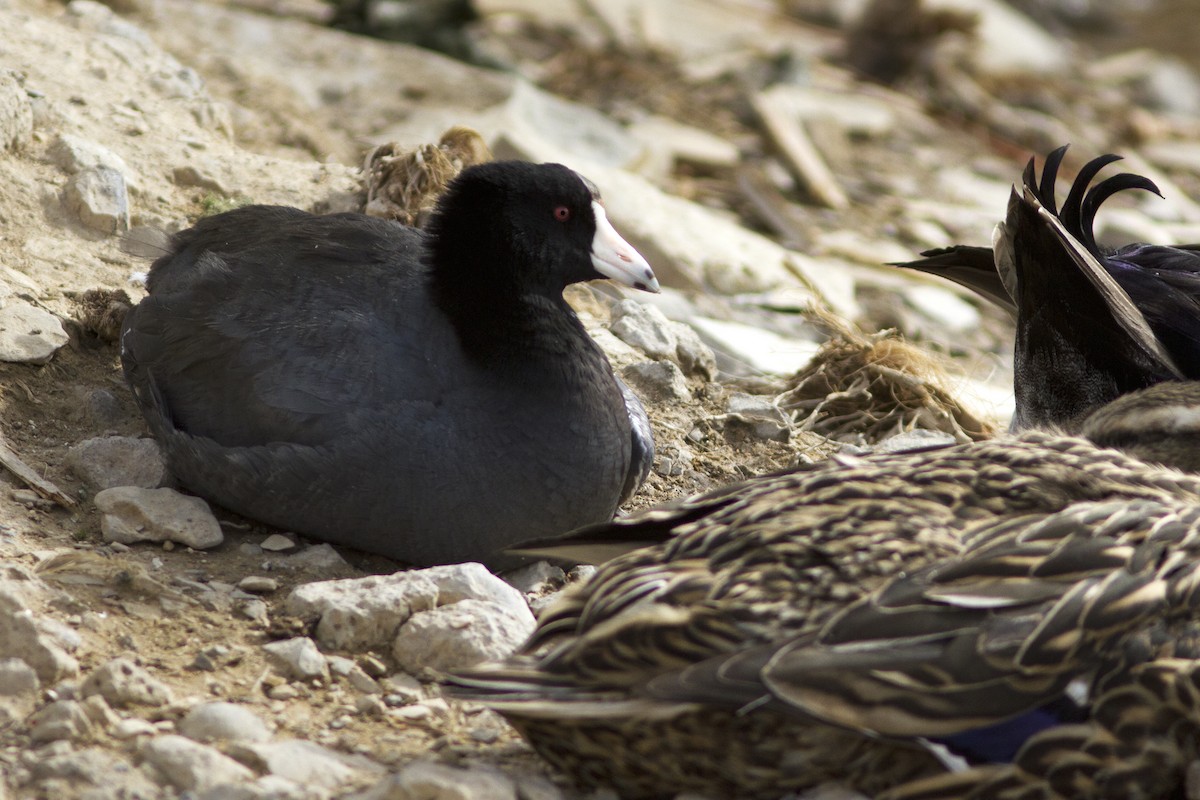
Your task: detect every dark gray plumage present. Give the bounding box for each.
[120,161,660,567]
[894,146,1200,432]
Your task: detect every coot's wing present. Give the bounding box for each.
[122,208,449,447]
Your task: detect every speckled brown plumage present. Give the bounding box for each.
[448,399,1200,798]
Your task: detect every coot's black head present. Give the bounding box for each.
[426,161,659,301]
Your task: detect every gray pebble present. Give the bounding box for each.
[94,486,224,549]
[0,303,69,365]
[622,360,691,402]
[238,576,279,594]
[141,734,255,792]
[180,702,271,744]
[263,637,328,683]
[63,166,130,234]
[81,657,173,708]
[67,436,168,490]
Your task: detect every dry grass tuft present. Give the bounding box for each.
[778,309,996,444]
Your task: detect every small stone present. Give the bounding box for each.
[66,436,168,490]
[111,717,157,739]
[265,683,300,701]
[328,656,382,695]
[0,585,79,683]
[622,361,691,402]
[671,322,717,381]
[501,561,565,595]
[392,598,535,673]
[84,388,126,427]
[380,673,422,705]
[0,657,40,696]
[50,132,138,188]
[286,562,529,652]
[237,598,270,623]
[263,637,329,683]
[364,761,517,800]
[358,655,388,678]
[260,534,297,552]
[356,694,386,716]
[726,393,792,441]
[94,486,224,549]
[238,576,278,594]
[0,303,69,364]
[81,657,173,708]
[28,699,92,742]
[180,702,272,743]
[141,734,255,792]
[231,739,384,789]
[64,167,131,234]
[688,316,821,377]
[609,300,677,361]
[285,543,349,570]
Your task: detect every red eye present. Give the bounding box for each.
[554,206,571,222]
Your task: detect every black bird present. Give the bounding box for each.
[895,146,1200,431]
[120,161,660,567]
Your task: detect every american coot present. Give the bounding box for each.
[894,146,1200,431]
[447,382,1200,799]
[120,160,660,567]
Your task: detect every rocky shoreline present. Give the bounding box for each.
[3,1,1200,798]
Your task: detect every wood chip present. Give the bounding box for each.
[752,91,849,211]
[0,432,75,507]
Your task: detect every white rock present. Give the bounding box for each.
[49,132,139,190]
[327,655,382,694]
[392,597,535,673]
[0,657,39,696]
[94,486,224,549]
[0,303,68,364]
[688,316,821,376]
[487,80,645,170]
[81,657,173,708]
[111,717,157,739]
[726,393,791,441]
[180,702,272,743]
[66,436,168,490]
[63,167,130,234]
[235,740,384,790]
[260,534,296,551]
[262,637,329,683]
[28,698,93,742]
[142,734,256,792]
[923,0,1070,76]
[622,361,691,402]
[198,775,321,800]
[357,761,517,800]
[238,576,279,594]
[671,321,718,380]
[609,300,678,361]
[0,584,79,682]
[286,563,528,652]
[501,561,564,595]
[0,70,33,151]
[284,544,349,570]
[26,747,160,796]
